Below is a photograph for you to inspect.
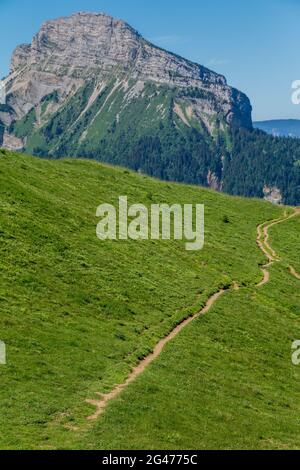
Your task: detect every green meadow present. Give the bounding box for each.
[80,264,300,450]
[271,215,300,273]
[0,149,299,450]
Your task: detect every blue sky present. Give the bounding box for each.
[0,0,299,120]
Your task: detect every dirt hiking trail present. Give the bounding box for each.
[86,207,300,421]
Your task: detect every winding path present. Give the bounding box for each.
[290,266,300,280]
[86,207,300,421]
[87,289,226,420]
[257,208,300,286]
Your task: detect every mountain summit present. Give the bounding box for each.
[1,12,300,204]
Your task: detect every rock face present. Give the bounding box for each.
[263,186,283,205]
[5,12,252,127]
[207,170,222,191]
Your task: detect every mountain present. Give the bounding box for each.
[1,12,300,205]
[0,12,252,156]
[254,119,300,138]
[1,149,300,450]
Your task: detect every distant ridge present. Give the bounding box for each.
[254,119,300,138]
[1,12,300,204]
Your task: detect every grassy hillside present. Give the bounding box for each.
[79,264,300,450]
[1,149,299,450]
[6,77,300,205]
[15,80,225,189]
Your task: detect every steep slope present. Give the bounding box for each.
[3,12,251,127]
[1,150,300,450]
[1,12,300,204]
[254,119,300,138]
